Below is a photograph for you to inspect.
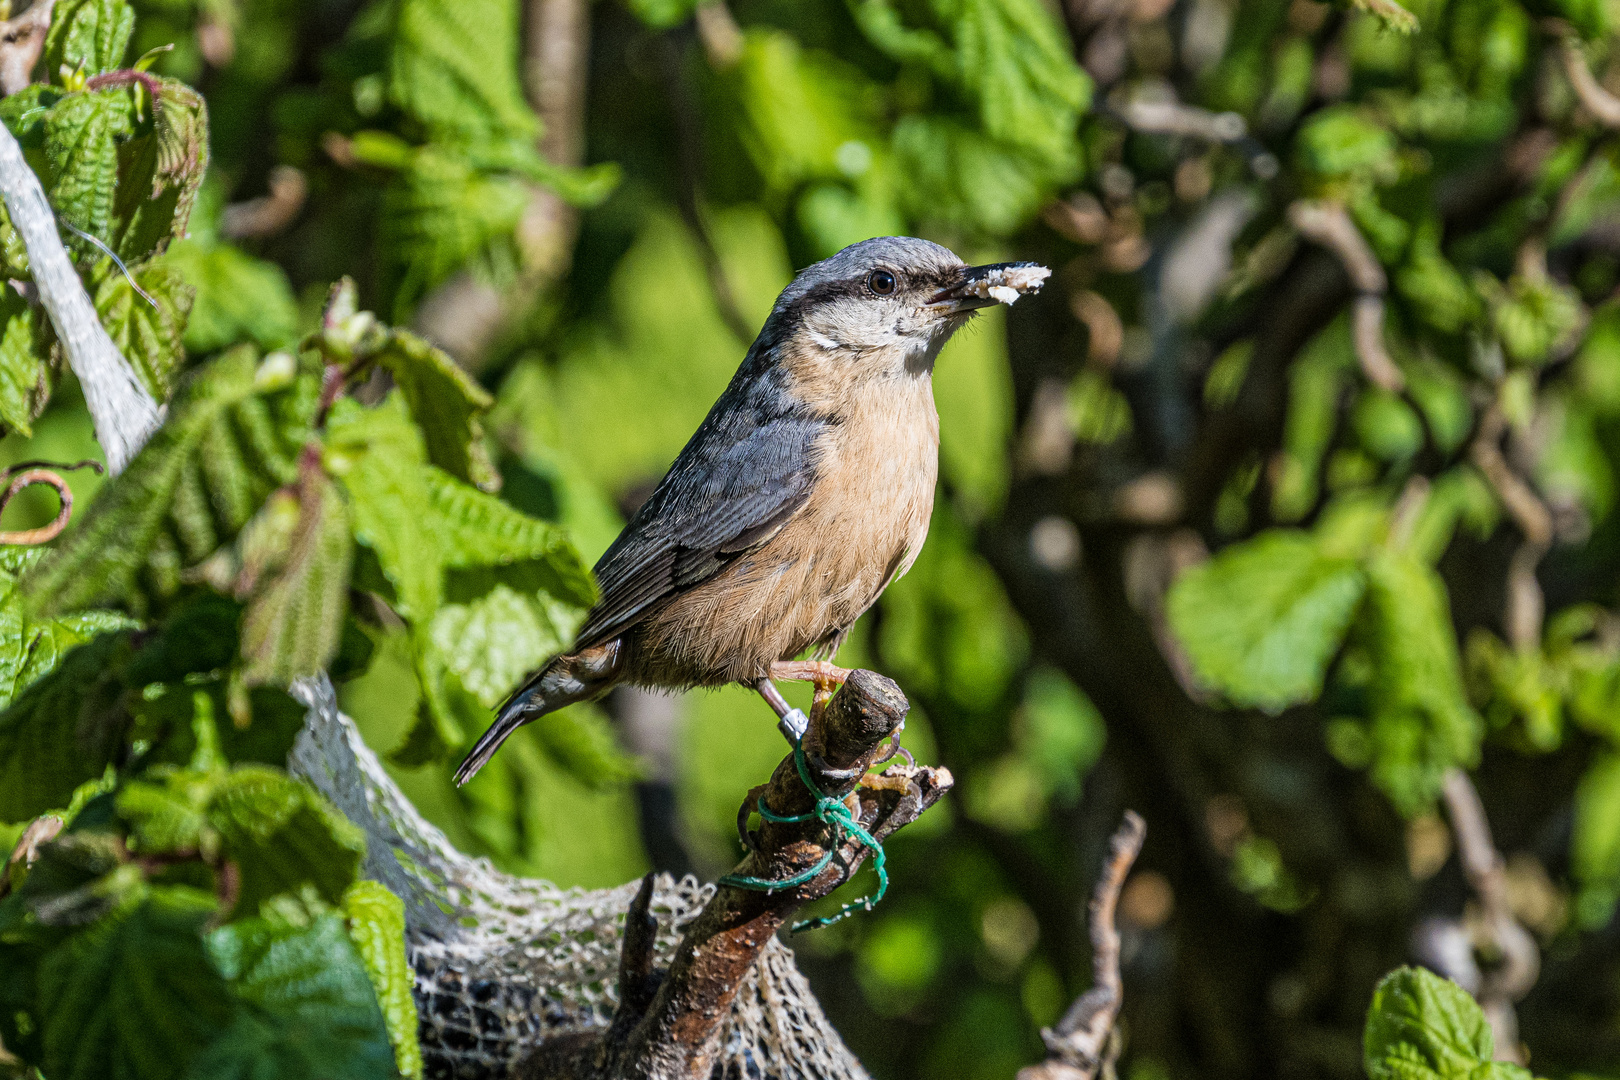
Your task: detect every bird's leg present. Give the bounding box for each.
[754,678,809,745]
[770,660,852,723]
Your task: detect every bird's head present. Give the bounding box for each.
[763,237,1051,378]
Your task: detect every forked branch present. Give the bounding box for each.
[1020,811,1148,1080]
[522,669,952,1080]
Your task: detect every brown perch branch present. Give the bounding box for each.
[1470,403,1553,649]
[1440,768,1539,1063]
[1019,811,1148,1080]
[522,669,952,1080]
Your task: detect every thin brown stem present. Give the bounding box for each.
[0,0,54,97]
[0,467,72,544]
[1020,811,1147,1080]
[1441,768,1539,1063]
[1287,199,1405,394]
[1470,404,1553,648]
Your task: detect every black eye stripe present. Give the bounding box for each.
[867,269,897,295]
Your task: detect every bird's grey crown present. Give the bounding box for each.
[774,236,963,307]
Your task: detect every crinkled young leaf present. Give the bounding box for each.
[892,115,1065,235]
[206,766,365,916]
[238,467,354,686]
[35,886,231,1080]
[0,287,52,436]
[324,395,440,622]
[1362,967,1523,1080]
[23,346,316,617]
[1360,551,1483,816]
[951,0,1090,164]
[423,464,595,606]
[426,584,571,708]
[112,77,209,263]
[377,147,529,320]
[342,881,421,1080]
[388,0,537,143]
[374,330,496,490]
[93,256,194,400]
[42,87,135,256]
[1168,530,1367,711]
[197,910,396,1080]
[42,0,136,78]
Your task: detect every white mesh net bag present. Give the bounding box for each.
[287,677,870,1080]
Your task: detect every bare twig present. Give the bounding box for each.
[1287,200,1405,394]
[1471,404,1553,649]
[1112,96,1246,142]
[0,467,72,544]
[0,122,161,473]
[694,0,744,68]
[1554,32,1620,129]
[221,165,308,239]
[0,813,62,900]
[523,670,952,1080]
[1439,769,1540,1063]
[1019,811,1148,1080]
[0,0,54,97]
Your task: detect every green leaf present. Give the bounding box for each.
[1574,752,1620,904]
[36,887,231,1080]
[0,631,132,822]
[42,87,135,255]
[1295,107,1398,180]
[323,395,440,622]
[373,330,496,490]
[197,910,396,1080]
[1360,551,1483,816]
[0,287,52,436]
[160,240,299,354]
[388,0,538,144]
[238,467,355,686]
[23,345,316,617]
[1168,531,1367,711]
[376,147,529,320]
[206,767,365,916]
[342,881,421,1080]
[625,0,698,27]
[1363,967,1515,1080]
[112,77,210,264]
[426,584,570,709]
[93,256,195,400]
[423,464,595,606]
[1475,271,1586,367]
[42,0,135,78]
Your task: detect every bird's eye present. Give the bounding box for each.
[867,269,897,296]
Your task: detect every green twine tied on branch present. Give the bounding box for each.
[718,734,888,933]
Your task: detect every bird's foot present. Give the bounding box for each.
[770,660,851,724]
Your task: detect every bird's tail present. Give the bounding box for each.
[453,640,624,786]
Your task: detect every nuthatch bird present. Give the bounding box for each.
[455,237,1050,784]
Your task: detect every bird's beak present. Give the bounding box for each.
[926,261,1052,316]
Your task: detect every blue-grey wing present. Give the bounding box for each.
[573,370,823,649]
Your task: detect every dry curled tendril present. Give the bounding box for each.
[0,459,102,545]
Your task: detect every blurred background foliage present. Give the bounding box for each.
[6,0,1620,1073]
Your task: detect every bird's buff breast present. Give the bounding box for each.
[627,374,939,687]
